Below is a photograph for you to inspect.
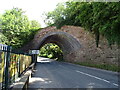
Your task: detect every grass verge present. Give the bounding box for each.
[74,62,120,72]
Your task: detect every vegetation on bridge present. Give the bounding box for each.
[45,2,120,47]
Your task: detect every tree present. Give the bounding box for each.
[45,2,120,47]
[39,43,63,60]
[44,2,82,28]
[44,3,66,28]
[30,20,41,29]
[92,2,120,46]
[0,33,8,44]
[0,8,41,48]
[0,8,30,48]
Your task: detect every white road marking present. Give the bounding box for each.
[76,70,118,87]
[113,83,119,87]
[59,64,119,87]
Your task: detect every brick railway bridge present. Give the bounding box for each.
[20,25,118,64]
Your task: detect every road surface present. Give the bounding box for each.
[28,57,119,89]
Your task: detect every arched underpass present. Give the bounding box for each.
[37,32,81,62]
[21,26,118,65]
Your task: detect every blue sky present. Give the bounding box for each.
[0,0,68,27]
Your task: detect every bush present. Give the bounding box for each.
[39,43,63,61]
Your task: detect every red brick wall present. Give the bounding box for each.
[21,26,118,65]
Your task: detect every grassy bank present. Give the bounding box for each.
[74,62,120,72]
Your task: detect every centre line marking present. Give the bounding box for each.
[76,70,118,87]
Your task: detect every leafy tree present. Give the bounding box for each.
[39,43,63,61]
[0,8,30,48]
[45,2,120,47]
[44,3,66,28]
[30,20,41,29]
[45,2,82,28]
[0,8,41,48]
[92,2,120,46]
[0,33,8,44]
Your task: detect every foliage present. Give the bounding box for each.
[44,3,66,28]
[0,33,8,44]
[0,8,41,49]
[39,43,63,61]
[30,20,41,29]
[75,62,120,72]
[45,2,120,47]
[92,2,120,46]
[44,2,82,29]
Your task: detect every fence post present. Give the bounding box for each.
[18,54,21,77]
[4,46,11,89]
[32,54,37,63]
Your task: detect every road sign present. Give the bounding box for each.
[29,50,39,54]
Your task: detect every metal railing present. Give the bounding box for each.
[0,44,32,89]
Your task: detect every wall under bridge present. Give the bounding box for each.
[20,26,119,65]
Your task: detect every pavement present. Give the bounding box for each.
[28,57,119,89]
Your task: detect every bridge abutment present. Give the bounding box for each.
[20,26,119,66]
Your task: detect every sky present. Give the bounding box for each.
[0,0,68,28]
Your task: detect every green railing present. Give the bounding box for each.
[0,44,32,89]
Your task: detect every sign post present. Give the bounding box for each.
[29,50,39,63]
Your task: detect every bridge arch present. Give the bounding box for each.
[36,31,81,62]
[38,32,80,53]
[20,26,118,65]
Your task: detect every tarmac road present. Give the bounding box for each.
[29,57,119,89]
